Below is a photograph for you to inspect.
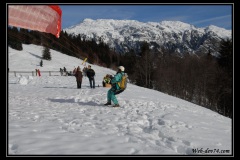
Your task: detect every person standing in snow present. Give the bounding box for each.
[60,68,63,76]
[86,65,95,88]
[37,69,41,76]
[104,66,125,107]
[74,66,83,89]
[40,60,43,67]
[63,67,67,76]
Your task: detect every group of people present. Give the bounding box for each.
[74,65,126,107]
[60,67,67,76]
[35,69,41,76]
[74,65,95,89]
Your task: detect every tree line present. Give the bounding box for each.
[8,27,233,118]
[119,40,233,118]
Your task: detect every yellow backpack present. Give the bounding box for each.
[118,73,128,90]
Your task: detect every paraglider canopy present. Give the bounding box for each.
[8,5,62,38]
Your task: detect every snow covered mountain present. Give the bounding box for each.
[63,19,232,57]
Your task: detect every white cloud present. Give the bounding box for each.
[192,15,231,25]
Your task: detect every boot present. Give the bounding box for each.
[104,102,111,105]
[113,104,120,107]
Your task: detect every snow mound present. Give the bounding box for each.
[18,76,28,85]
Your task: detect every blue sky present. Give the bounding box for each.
[59,4,232,30]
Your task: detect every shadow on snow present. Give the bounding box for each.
[48,98,102,107]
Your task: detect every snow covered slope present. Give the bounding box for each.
[8,44,232,155]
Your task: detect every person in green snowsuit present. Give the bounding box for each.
[104,66,125,107]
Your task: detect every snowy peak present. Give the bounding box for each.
[158,20,196,32]
[64,18,231,55]
[204,25,231,39]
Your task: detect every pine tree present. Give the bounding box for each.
[8,26,23,50]
[218,38,233,77]
[216,38,233,118]
[133,41,155,88]
[42,46,51,60]
[214,68,232,118]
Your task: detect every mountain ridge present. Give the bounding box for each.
[63,18,231,56]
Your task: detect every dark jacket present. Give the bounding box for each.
[86,69,95,79]
[75,70,83,82]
